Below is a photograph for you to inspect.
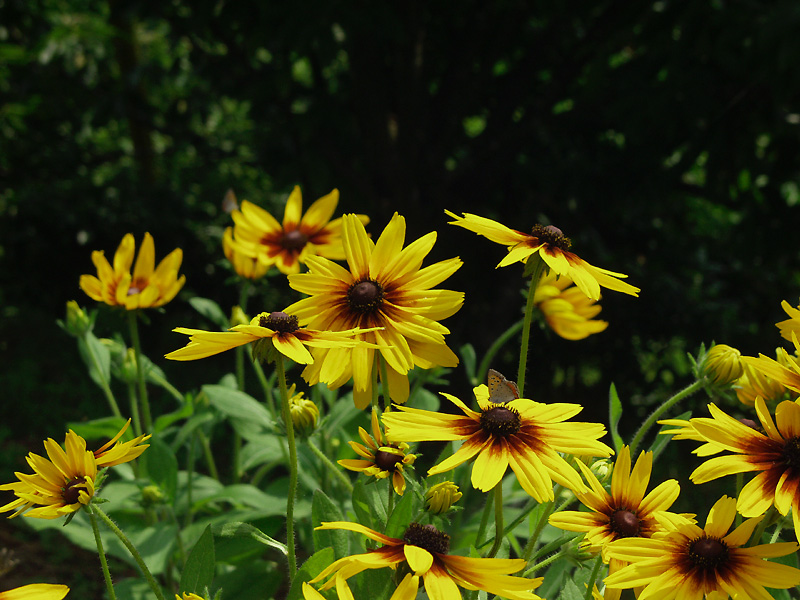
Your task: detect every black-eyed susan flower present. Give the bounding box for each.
[741,338,800,397]
[685,398,800,542]
[286,213,464,408]
[445,210,639,301]
[0,584,70,600]
[165,311,377,372]
[382,383,613,501]
[79,232,185,310]
[735,350,791,407]
[338,410,415,495]
[227,186,369,275]
[92,418,150,467]
[549,446,682,600]
[305,521,543,600]
[223,226,270,280]
[425,481,462,514]
[604,495,800,599]
[534,272,608,340]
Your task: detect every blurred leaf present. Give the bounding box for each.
[311,490,348,559]
[212,521,287,555]
[287,547,335,600]
[78,331,110,389]
[145,434,178,504]
[179,525,215,594]
[189,297,230,330]
[608,383,624,452]
[203,385,273,432]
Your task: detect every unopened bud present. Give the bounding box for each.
[288,387,319,437]
[425,481,462,514]
[62,300,92,337]
[701,344,743,385]
[230,305,249,327]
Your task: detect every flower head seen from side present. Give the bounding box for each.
[548,446,682,600]
[445,210,639,301]
[776,299,800,343]
[425,481,462,515]
[79,232,185,310]
[734,349,792,407]
[0,584,70,600]
[741,336,800,398]
[286,213,464,408]
[685,397,800,542]
[604,495,800,600]
[382,383,613,502]
[305,521,543,600]
[338,410,415,495]
[223,226,270,280]
[533,272,609,340]
[228,186,369,275]
[165,311,377,375]
[0,423,150,520]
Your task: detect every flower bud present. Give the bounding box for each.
[288,387,319,437]
[735,350,788,406]
[230,305,249,327]
[62,300,92,337]
[425,481,462,514]
[141,485,165,507]
[119,347,139,384]
[700,344,743,385]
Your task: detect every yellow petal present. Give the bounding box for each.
[132,232,155,282]
[282,185,303,229]
[403,544,433,575]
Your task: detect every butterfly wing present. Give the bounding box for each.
[487,369,519,403]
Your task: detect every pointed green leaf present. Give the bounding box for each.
[287,547,335,600]
[179,525,215,594]
[311,490,348,559]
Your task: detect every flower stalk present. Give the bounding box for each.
[629,378,704,455]
[128,311,153,432]
[276,356,299,580]
[517,257,546,398]
[88,506,117,600]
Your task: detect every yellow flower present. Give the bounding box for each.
[776,299,800,343]
[228,186,369,275]
[79,232,185,310]
[305,521,543,600]
[0,584,69,600]
[425,481,462,514]
[165,311,377,373]
[338,410,415,495]
[445,210,639,301]
[685,398,800,542]
[741,340,800,398]
[734,350,791,407]
[701,343,743,385]
[548,446,682,600]
[533,272,608,340]
[382,383,613,501]
[223,226,270,280]
[286,213,463,408]
[0,424,150,520]
[604,495,800,599]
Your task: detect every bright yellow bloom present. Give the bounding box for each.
[338,410,415,495]
[685,398,800,542]
[79,232,185,310]
[425,481,462,514]
[0,584,69,600]
[286,213,464,408]
[604,495,800,599]
[165,311,377,373]
[0,423,150,520]
[533,272,608,340]
[382,383,613,501]
[305,521,543,600]
[741,338,800,397]
[776,299,800,343]
[227,186,369,275]
[223,226,270,280]
[734,349,791,406]
[445,210,639,301]
[549,446,682,600]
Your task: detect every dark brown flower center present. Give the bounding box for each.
[62,477,88,505]
[259,311,299,333]
[688,536,728,570]
[374,448,404,471]
[403,523,450,554]
[610,509,641,538]
[531,224,571,250]
[782,437,800,469]
[281,229,308,251]
[347,279,385,314]
[479,405,521,437]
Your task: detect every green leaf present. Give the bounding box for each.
[212,522,288,555]
[311,490,348,559]
[385,489,417,539]
[287,547,335,600]
[153,399,194,434]
[78,331,110,388]
[459,343,477,383]
[608,383,624,452]
[203,384,274,434]
[189,297,230,329]
[197,484,286,515]
[179,525,215,594]
[67,416,127,441]
[557,579,585,600]
[648,410,691,459]
[145,434,178,503]
[352,479,388,532]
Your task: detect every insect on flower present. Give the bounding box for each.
[487,368,519,403]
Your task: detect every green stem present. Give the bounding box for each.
[307,438,353,493]
[82,334,123,420]
[88,506,117,600]
[524,548,569,576]
[487,483,505,558]
[127,380,142,439]
[477,497,536,549]
[750,505,777,545]
[522,496,558,561]
[145,371,184,404]
[128,311,152,432]
[474,480,494,548]
[232,345,246,483]
[629,379,704,455]
[92,505,166,600]
[584,554,604,600]
[371,352,381,411]
[517,258,546,398]
[251,355,277,417]
[195,429,219,482]
[477,320,524,386]
[379,354,391,409]
[276,356,298,580]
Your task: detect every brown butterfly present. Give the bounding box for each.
[487,369,519,403]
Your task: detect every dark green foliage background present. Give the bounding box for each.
[3,0,800,439]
